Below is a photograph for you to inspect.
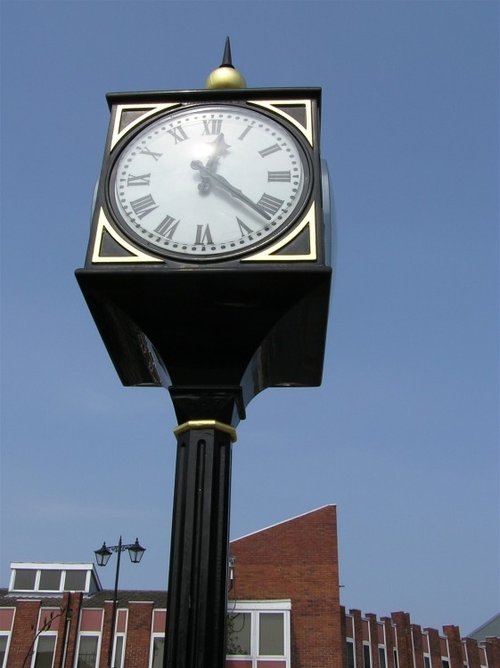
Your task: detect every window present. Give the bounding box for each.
[39,570,62,591]
[227,612,251,655]
[33,635,56,668]
[113,635,125,668]
[226,601,290,667]
[378,647,387,668]
[76,635,99,668]
[0,636,9,668]
[393,649,399,668]
[259,613,284,655]
[10,565,95,594]
[363,644,371,668]
[347,641,355,668]
[13,569,36,590]
[110,609,128,668]
[424,657,431,668]
[149,610,165,668]
[151,637,164,668]
[64,571,87,591]
[152,602,290,668]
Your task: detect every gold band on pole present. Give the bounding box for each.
[174,420,237,443]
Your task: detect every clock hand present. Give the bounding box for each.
[198,134,230,194]
[208,133,230,167]
[191,160,271,220]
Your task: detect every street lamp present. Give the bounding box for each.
[94,537,146,668]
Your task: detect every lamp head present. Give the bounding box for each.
[128,538,146,564]
[94,542,112,567]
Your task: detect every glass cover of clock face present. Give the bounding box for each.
[108,104,310,259]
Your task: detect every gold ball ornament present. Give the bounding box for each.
[205,66,247,90]
[205,37,247,89]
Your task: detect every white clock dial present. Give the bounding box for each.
[108,104,310,259]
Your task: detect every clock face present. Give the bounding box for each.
[107,104,311,260]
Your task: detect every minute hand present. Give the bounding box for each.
[191,160,271,220]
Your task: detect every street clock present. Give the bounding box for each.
[75,40,334,668]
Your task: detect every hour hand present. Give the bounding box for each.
[191,160,271,220]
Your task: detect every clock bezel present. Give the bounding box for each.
[103,101,314,263]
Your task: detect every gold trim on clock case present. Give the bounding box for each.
[110,103,181,151]
[174,420,237,443]
[91,209,163,263]
[248,99,314,146]
[242,202,317,262]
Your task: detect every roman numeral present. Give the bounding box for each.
[140,147,162,161]
[195,224,214,245]
[259,144,281,158]
[267,171,291,182]
[127,173,151,186]
[154,215,179,239]
[238,125,253,141]
[129,195,159,219]
[202,119,223,135]
[236,217,253,236]
[257,193,284,216]
[167,126,188,144]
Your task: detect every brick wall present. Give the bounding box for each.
[484,636,500,667]
[6,599,40,668]
[230,505,343,668]
[343,607,500,668]
[98,600,114,668]
[444,624,465,668]
[1,506,498,668]
[61,592,83,668]
[126,601,154,667]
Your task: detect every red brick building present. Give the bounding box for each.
[1,506,498,668]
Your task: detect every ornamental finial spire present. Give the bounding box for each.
[205,37,247,90]
[221,36,233,68]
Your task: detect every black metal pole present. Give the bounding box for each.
[108,537,122,668]
[164,421,235,668]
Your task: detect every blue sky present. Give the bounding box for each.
[0,0,498,635]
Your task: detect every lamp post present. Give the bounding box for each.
[94,537,146,668]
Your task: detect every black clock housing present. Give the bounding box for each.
[76,87,332,426]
